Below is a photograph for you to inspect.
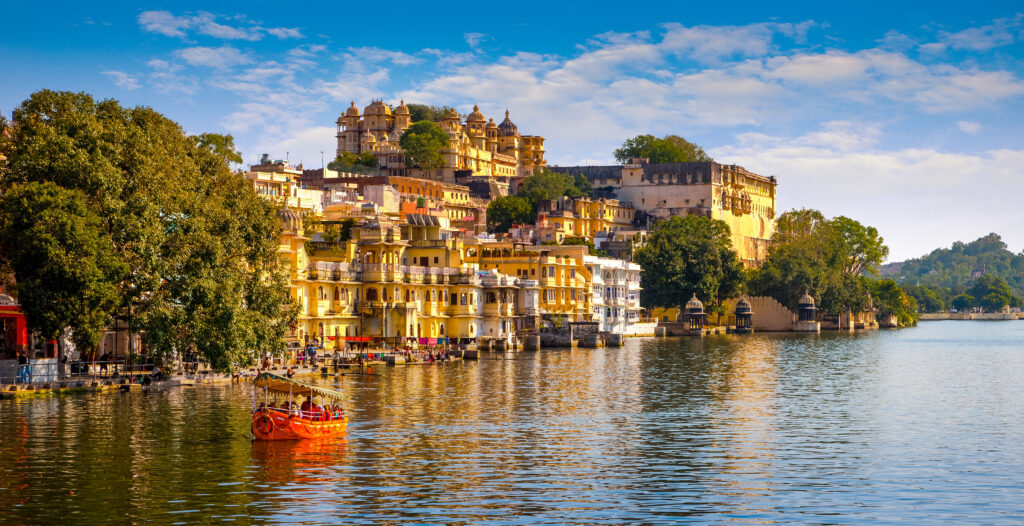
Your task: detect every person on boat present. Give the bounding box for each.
[300,395,313,414]
[281,401,290,412]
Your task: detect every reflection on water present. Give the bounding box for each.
[2,321,1024,524]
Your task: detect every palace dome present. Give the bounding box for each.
[394,99,410,115]
[685,293,704,313]
[486,118,497,129]
[363,100,392,116]
[276,208,302,233]
[497,110,518,136]
[445,107,460,120]
[466,104,486,122]
[344,101,360,117]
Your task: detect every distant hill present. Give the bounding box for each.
[888,233,1024,295]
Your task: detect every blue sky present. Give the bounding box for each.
[2,1,1023,261]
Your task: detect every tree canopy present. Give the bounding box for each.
[749,208,891,316]
[486,169,594,235]
[0,90,294,370]
[407,104,455,123]
[632,215,743,311]
[328,151,378,174]
[486,195,534,233]
[613,134,712,164]
[400,121,449,171]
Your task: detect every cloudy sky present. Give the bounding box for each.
[2,1,1022,261]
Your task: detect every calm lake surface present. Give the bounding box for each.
[2,320,1024,524]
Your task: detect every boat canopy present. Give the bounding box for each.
[253,372,347,400]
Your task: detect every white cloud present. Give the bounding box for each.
[138,11,191,38]
[137,10,303,41]
[957,120,982,135]
[176,46,252,70]
[102,70,140,90]
[464,32,488,49]
[926,14,1023,53]
[265,27,303,39]
[660,21,815,62]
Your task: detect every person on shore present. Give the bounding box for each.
[16,352,29,383]
[286,367,295,379]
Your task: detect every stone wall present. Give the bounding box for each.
[920,312,1022,321]
[720,296,796,332]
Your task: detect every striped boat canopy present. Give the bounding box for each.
[253,372,347,400]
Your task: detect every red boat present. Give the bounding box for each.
[250,372,348,440]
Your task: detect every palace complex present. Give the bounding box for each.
[548,159,777,266]
[336,100,546,184]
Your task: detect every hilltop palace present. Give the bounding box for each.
[336,100,546,185]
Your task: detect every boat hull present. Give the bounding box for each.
[251,409,347,440]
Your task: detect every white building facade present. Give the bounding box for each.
[585,256,646,335]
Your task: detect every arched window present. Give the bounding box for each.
[334,287,340,301]
[318,286,324,300]
[366,288,378,302]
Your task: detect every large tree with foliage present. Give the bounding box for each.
[749,208,889,316]
[516,169,591,204]
[0,182,126,350]
[613,134,712,164]
[869,279,919,326]
[0,90,294,371]
[407,103,455,123]
[328,151,378,174]
[400,121,449,170]
[967,274,1019,312]
[632,215,743,312]
[486,195,535,233]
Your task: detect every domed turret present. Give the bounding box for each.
[467,104,485,122]
[394,99,410,115]
[345,101,360,117]
[685,293,706,332]
[497,109,519,137]
[486,118,497,130]
[363,100,392,116]
[734,296,754,334]
[276,208,302,233]
[798,290,817,323]
[445,107,460,121]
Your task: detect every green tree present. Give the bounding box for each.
[328,151,378,174]
[869,279,919,326]
[0,90,294,371]
[517,169,590,205]
[886,233,1024,297]
[192,133,243,165]
[486,195,534,233]
[613,134,712,164]
[339,218,356,242]
[407,103,454,123]
[749,209,887,314]
[968,274,1018,312]
[904,284,945,313]
[400,121,449,170]
[951,293,974,312]
[0,182,126,350]
[562,237,610,257]
[632,215,743,311]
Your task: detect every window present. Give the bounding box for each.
[570,269,576,279]
[541,267,547,278]
[434,257,439,264]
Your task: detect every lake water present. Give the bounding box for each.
[2,321,1023,524]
